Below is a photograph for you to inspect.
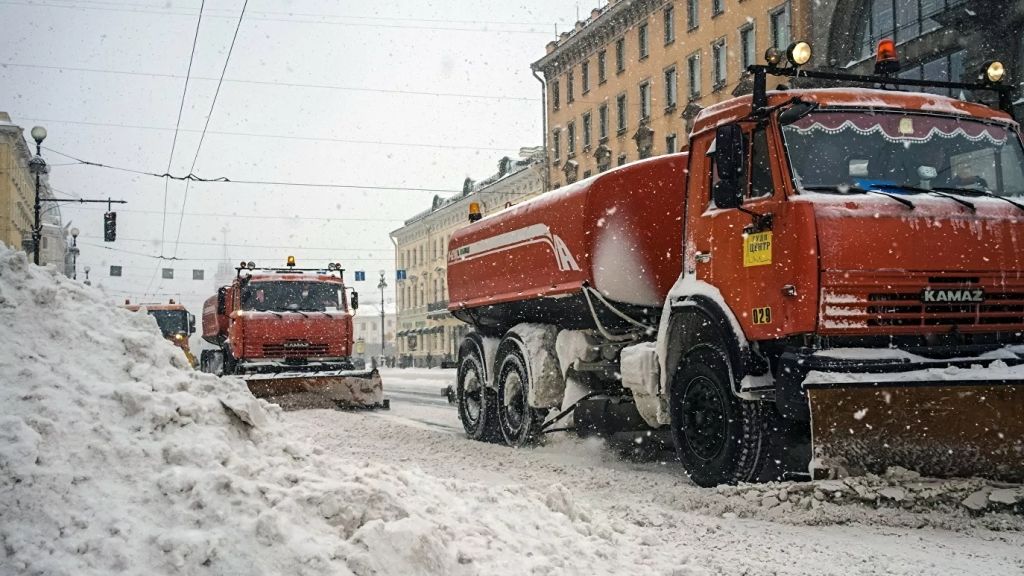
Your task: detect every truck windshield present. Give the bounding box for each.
[241,281,344,312]
[782,111,1024,198]
[148,310,188,337]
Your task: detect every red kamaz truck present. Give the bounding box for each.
[199,258,386,409]
[446,42,1024,486]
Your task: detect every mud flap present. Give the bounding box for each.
[807,380,1024,481]
[245,368,386,410]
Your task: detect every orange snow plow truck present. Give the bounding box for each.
[447,41,1024,486]
[123,299,197,368]
[199,258,386,409]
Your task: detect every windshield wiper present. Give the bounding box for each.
[872,183,976,212]
[931,186,1024,213]
[802,185,916,210]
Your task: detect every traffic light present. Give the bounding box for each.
[103,211,116,242]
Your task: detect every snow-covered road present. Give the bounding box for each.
[282,368,1024,576]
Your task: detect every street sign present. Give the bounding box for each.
[354,271,366,281]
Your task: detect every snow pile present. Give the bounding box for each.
[0,245,698,575]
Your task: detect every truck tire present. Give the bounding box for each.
[456,345,500,442]
[495,344,546,447]
[669,348,769,487]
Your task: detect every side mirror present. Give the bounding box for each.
[350,291,359,310]
[713,124,745,210]
[188,313,196,334]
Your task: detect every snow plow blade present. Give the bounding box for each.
[806,378,1024,481]
[244,368,387,410]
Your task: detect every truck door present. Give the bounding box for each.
[686,123,808,341]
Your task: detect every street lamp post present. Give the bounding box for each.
[377,270,387,365]
[83,266,91,286]
[69,227,80,279]
[29,126,47,265]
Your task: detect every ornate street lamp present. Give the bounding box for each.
[29,126,47,265]
[69,227,80,279]
[377,270,388,365]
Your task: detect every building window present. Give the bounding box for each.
[567,121,577,156]
[638,23,649,59]
[582,112,592,149]
[712,0,724,16]
[770,3,791,50]
[639,81,651,120]
[712,39,727,89]
[162,268,174,279]
[581,60,590,94]
[687,52,702,99]
[551,78,560,110]
[598,50,608,84]
[666,133,678,154]
[618,153,628,166]
[599,104,609,140]
[566,70,575,104]
[192,269,204,280]
[687,0,699,30]
[664,5,675,43]
[897,49,966,96]
[109,265,122,277]
[616,93,628,133]
[552,129,561,162]
[740,24,756,70]
[615,37,625,73]
[858,0,952,58]
[664,66,678,109]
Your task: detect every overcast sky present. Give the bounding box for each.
[0,0,584,314]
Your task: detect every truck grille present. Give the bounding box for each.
[821,272,1024,335]
[262,341,329,357]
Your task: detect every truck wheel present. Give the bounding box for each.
[669,349,768,487]
[456,346,499,442]
[496,345,546,447]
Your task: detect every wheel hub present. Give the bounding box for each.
[681,375,727,461]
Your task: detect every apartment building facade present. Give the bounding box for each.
[352,311,397,363]
[531,0,812,188]
[0,112,68,268]
[391,153,544,367]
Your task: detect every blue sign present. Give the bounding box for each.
[396,269,407,280]
[354,270,366,281]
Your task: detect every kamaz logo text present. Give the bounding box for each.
[921,288,985,303]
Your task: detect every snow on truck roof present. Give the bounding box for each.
[694,88,1017,138]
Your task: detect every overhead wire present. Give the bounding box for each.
[160,0,205,255]
[15,115,528,152]
[169,0,247,266]
[0,63,540,103]
[0,0,555,34]
[43,147,464,192]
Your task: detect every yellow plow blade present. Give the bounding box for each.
[244,368,387,410]
[808,380,1024,481]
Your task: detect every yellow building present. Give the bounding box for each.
[391,152,544,367]
[0,112,36,251]
[532,0,811,187]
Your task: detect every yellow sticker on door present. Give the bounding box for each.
[743,231,772,267]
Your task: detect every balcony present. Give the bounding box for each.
[427,300,451,318]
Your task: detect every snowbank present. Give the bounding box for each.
[0,245,626,575]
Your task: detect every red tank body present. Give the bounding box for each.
[447,153,686,332]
